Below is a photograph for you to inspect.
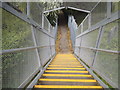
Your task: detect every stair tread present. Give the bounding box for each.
[34,54,102,89]
[39,78,97,82]
[34,85,103,89]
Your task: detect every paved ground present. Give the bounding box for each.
[55,13,73,54]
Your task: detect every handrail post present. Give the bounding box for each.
[42,13,44,29]
[27,2,30,16]
[107,2,112,18]
[88,13,91,29]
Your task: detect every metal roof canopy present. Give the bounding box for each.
[43,6,90,14]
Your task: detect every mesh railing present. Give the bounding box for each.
[1,2,57,88]
[74,1,119,88]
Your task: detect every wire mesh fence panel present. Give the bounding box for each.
[50,25,54,35]
[91,2,107,26]
[83,16,89,32]
[34,27,50,46]
[50,38,55,56]
[93,51,118,88]
[44,16,49,31]
[9,2,27,14]
[38,47,51,66]
[79,48,95,67]
[111,2,119,14]
[74,37,81,56]
[50,26,55,36]
[79,29,99,66]
[2,9,34,50]
[99,20,118,51]
[30,2,43,26]
[81,29,99,48]
[2,49,39,88]
[51,46,55,56]
[34,28,51,66]
[76,25,81,36]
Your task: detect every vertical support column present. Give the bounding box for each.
[91,27,103,68]
[49,37,52,58]
[48,23,50,33]
[27,2,30,16]
[78,36,82,58]
[42,13,44,29]
[88,13,91,29]
[81,23,83,33]
[0,2,2,90]
[55,17,58,40]
[107,2,112,18]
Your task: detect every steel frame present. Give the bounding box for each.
[67,6,90,13]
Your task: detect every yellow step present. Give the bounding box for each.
[51,61,79,63]
[34,85,103,89]
[45,70,88,73]
[48,65,84,68]
[50,62,80,63]
[47,67,86,70]
[42,74,92,77]
[39,78,96,82]
[49,65,83,67]
[50,64,81,65]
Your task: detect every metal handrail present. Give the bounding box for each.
[74,46,119,54]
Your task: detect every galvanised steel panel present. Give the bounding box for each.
[34,27,50,46]
[74,37,81,56]
[38,47,51,66]
[2,49,39,88]
[30,2,43,27]
[92,51,118,88]
[44,16,49,31]
[91,2,107,26]
[99,19,118,51]
[82,16,89,32]
[81,28,99,48]
[79,48,95,66]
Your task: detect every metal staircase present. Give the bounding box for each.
[1,1,119,89]
[34,54,103,89]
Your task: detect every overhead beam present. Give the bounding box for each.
[43,6,90,14]
[43,7,65,13]
[68,6,90,13]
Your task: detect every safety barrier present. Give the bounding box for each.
[1,2,57,88]
[74,1,119,88]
